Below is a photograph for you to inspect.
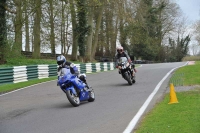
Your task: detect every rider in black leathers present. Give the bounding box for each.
[115,46,137,77]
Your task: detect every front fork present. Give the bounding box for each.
[119,67,133,78]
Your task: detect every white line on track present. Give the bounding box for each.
[123,62,188,133]
[0,62,189,132]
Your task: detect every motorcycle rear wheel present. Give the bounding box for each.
[66,90,80,107]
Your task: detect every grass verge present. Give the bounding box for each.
[0,58,82,68]
[0,76,57,94]
[169,61,200,86]
[134,61,200,133]
[134,88,200,133]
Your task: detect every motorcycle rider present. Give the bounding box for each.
[115,46,137,77]
[56,55,89,88]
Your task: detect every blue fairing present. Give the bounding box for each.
[65,86,77,95]
[79,90,89,101]
[70,78,86,89]
[58,68,89,101]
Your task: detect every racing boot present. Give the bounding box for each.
[118,70,121,74]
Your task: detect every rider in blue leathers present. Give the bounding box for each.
[56,55,89,88]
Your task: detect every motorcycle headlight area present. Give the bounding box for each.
[61,81,72,88]
[126,62,130,67]
[121,62,129,69]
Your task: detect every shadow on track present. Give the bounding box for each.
[111,83,135,87]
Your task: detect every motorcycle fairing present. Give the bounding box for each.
[70,78,86,89]
[79,90,90,101]
[58,67,89,100]
[63,85,77,95]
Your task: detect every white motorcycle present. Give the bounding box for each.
[117,57,136,85]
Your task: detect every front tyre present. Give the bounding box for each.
[88,90,95,102]
[66,90,80,107]
[124,73,132,85]
[132,75,136,83]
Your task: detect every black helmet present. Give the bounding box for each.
[56,55,66,66]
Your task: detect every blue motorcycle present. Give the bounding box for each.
[57,68,95,107]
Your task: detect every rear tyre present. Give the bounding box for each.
[66,90,80,107]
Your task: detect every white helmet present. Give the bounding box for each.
[116,45,123,53]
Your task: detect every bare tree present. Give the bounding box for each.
[48,0,56,55]
[13,0,22,56]
[92,0,105,59]
[193,20,200,46]
[85,0,94,62]
[190,43,200,55]
[32,0,41,58]
[24,0,30,51]
[61,0,66,55]
[0,0,7,63]
[69,0,78,61]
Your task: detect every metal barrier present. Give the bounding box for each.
[0,62,115,85]
[0,67,14,84]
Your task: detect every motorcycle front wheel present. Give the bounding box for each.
[124,73,132,85]
[66,90,80,107]
[88,90,95,102]
[132,75,136,83]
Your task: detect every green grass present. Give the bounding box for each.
[0,76,57,94]
[134,61,200,133]
[170,61,200,86]
[135,88,200,133]
[0,58,82,68]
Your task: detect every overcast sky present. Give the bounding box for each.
[176,0,200,24]
[175,0,200,55]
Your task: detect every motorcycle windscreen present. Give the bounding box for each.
[58,68,73,84]
[118,57,128,66]
[119,57,128,63]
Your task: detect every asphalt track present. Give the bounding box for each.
[0,62,187,133]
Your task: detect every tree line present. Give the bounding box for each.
[0,0,197,64]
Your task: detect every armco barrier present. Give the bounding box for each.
[0,67,14,84]
[0,62,115,85]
